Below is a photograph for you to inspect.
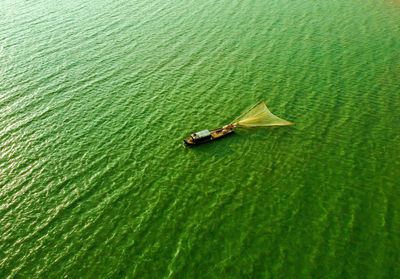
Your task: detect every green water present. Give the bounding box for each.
[1,0,400,277]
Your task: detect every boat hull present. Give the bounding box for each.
[184,126,234,146]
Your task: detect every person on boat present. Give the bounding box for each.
[223,124,233,130]
[222,124,233,133]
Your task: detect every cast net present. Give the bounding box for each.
[230,100,294,127]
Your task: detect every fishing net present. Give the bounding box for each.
[230,100,294,127]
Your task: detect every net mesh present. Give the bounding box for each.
[231,100,294,127]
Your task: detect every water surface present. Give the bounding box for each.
[1,0,399,277]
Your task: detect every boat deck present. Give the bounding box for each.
[210,127,233,139]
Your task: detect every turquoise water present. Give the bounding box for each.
[1,0,400,277]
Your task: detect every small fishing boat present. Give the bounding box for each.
[183,100,294,146]
[184,124,236,146]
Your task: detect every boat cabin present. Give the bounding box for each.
[191,130,212,143]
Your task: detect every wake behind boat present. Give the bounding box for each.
[183,100,294,146]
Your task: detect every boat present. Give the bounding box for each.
[183,124,236,146]
[183,100,294,146]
